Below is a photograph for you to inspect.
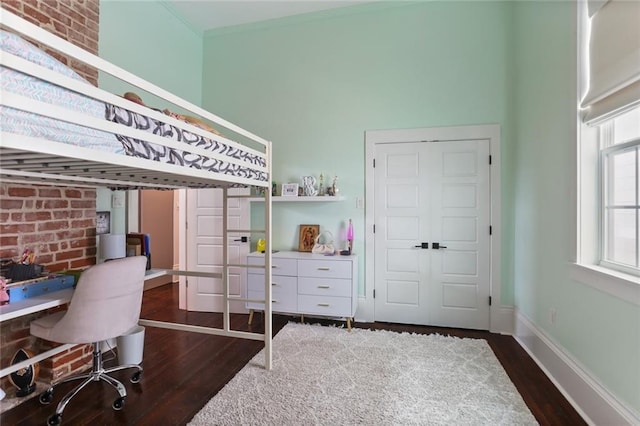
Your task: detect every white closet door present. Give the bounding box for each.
[374,139,491,329]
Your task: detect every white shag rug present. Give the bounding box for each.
[189,323,538,426]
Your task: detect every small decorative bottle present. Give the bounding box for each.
[318,174,325,196]
[347,219,354,254]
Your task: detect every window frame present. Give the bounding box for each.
[573,0,640,305]
[600,136,640,276]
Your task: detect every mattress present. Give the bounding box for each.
[0,29,124,153]
[0,30,267,184]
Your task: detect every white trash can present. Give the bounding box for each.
[116,325,145,365]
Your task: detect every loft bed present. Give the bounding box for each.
[0,9,275,370]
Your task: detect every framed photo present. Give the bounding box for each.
[96,211,111,235]
[282,183,299,197]
[299,224,319,252]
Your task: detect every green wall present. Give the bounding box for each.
[97,0,203,233]
[511,1,639,414]
[94,0,639,415]
[201,1,515,304]
[99,0,203,105]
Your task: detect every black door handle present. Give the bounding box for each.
[432,242,447,249]
[414,243,429,249]
[234,236,248,243]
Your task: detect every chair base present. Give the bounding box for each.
[40,342,143,425]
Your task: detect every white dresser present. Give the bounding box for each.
[246,251,358,329]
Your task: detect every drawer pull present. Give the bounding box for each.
[317,267,330,271]
[317,285,330,289]
[317,303,330,307]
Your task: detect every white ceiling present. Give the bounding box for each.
[167,1,370,32]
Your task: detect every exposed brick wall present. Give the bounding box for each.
[0,0,100,85]
[0,182,98,393]
[0,183,98,269]
[0,0,101,396]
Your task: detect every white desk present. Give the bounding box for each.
[0,269,168,379]
[0,288,74,323]
[0,269,167,323]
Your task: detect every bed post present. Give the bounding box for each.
[222,187,230,332]
[264,141,273,370]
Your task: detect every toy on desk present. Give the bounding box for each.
[3,249,43,282]
[0,276,9,305]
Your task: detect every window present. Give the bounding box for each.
[600,107,640,276]
[574,0,640,299]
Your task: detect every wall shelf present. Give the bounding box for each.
[248,196,345,202]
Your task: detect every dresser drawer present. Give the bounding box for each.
[298,259,351,279]
[298,277,351,298]
[248,274,296,293]
[247,256,297,276]
[298,295,353,317]
[247,289,297,312]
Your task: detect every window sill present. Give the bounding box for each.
[570,263,640,306]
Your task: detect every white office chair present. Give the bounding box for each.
[30,256,147,426]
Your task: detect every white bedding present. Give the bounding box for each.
[0,30,124,153]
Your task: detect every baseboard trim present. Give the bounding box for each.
[514,310,639,425]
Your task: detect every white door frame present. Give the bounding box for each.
[363,124,508,333]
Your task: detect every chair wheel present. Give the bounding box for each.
[47,413,62,425]
[39,390,54,405]
[130,371,142,383]
[113,396,125,411]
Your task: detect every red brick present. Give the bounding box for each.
[0,223,36,234]
[0,236,19,247]
[70,237,94,249]
[38,221,70,232]
[64,189,82,199]
[71,257,95,268]
[7,187,37,197]
[70,200,94,209]
[70,219,94,229]
[37,200,69,209]
[56,230,84,240]
[22,233,55,244]
[36,254,54,265]
[0,199,23,209]
[52,210,70,220]
[0,248,19,259]
[55,249,83,261]
[38,188,61,198]
[24,211,52,221]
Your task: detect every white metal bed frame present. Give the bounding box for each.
[0,9,275,370]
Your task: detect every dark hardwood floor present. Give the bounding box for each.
[2,284,586,426]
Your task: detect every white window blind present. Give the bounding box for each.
[581,0,640,125]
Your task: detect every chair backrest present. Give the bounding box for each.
[49,256,147,344]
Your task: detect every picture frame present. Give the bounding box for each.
[96,211,110,235]
[298,224,319,252]
[282,183,299,197]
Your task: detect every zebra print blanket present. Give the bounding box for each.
[105,104,267,183]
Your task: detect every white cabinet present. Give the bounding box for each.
[246,251,358,329]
